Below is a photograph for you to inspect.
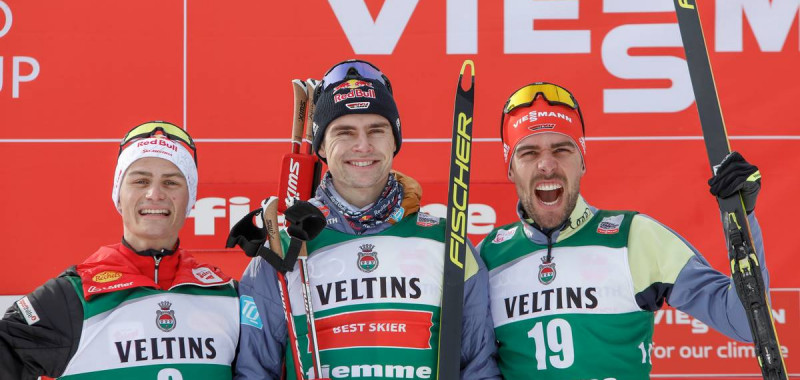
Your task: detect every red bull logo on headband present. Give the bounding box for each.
[135,137,178,152]
[332,79,374,93]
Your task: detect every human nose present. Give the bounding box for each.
[352,131,372,152]
[145,184,166,200]
[537,154,557,175]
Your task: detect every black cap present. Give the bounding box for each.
[312,77,402,162]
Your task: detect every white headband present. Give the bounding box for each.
[111,137,198,216]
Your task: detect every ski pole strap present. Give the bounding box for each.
[226,208,303,273]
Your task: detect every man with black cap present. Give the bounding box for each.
[478,82,771,379]
[0,122,239,379]
[235,60,501,379]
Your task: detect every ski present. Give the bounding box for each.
[297,256,322,378]
[673,1,788,378]
[436,60,475,380]
[291,79,309,155]
[304,78,323,197]
[261,196,307,380]
[279,79,313,213]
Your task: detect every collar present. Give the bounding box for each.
[518,195,596,245]
[394,170,421,217]
[311,170,422,234]
[76,243,232,300]
[121,237,178,258]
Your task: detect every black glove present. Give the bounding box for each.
[708,151,761,213]
[284,200,326,241]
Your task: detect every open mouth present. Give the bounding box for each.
[140,209,171,216]
[535,183,563,206]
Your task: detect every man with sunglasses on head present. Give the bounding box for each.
[478,82,769,379]
[0,122,239,379]
[235,60,501,380]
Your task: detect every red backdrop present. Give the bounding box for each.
[1,0,797,377]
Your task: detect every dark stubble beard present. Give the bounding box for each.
[519,178,581,230]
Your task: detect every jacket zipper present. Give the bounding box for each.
[153,255,163,285]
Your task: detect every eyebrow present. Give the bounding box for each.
[329,122,391,131]
[126,170,185,179]
[550,141,576,149]
[516,140,576,152]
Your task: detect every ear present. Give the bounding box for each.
[318,141,327,159]
[507,162,515,182]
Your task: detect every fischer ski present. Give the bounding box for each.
[437,60,475,380]
[673,1,788,378]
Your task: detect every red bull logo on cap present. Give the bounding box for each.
[332,79,374,93]
[334,88,376,103]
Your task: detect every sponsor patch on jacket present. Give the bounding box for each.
[492,226,518,244]
[416,212,439,227]
[16,296,40,325]
[192,267,223,284]
[92,270,122,283]
[240,296,263,329]
[597,214,624,234]
[87,282,134,294]
[389,206,404,223]
[319,205,330,217]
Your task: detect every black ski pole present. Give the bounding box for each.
[673,1,788,378]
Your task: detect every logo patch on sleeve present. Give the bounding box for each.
[240,296,263,329]
[16,296,40,325]
[492,226,518,244]
[597,214,624,234]
[192,267,223,284]
[416,212,439,227]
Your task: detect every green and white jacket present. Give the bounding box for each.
[236,173,500,379]
[479,196,768,380]
[0,243,239,380]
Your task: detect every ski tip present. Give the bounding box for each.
[460,60,475,77]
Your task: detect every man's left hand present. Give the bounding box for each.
[708,151,761,213]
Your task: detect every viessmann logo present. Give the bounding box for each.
[512,110,572,128]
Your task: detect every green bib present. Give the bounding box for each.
[481,210,654,380]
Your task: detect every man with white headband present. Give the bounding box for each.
[478,83,772,379]
[0,121,239,379]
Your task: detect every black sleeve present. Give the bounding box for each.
[0,276,84,379]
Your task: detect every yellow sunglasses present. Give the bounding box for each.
[119,121,197,165]
[500,82,584,141]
